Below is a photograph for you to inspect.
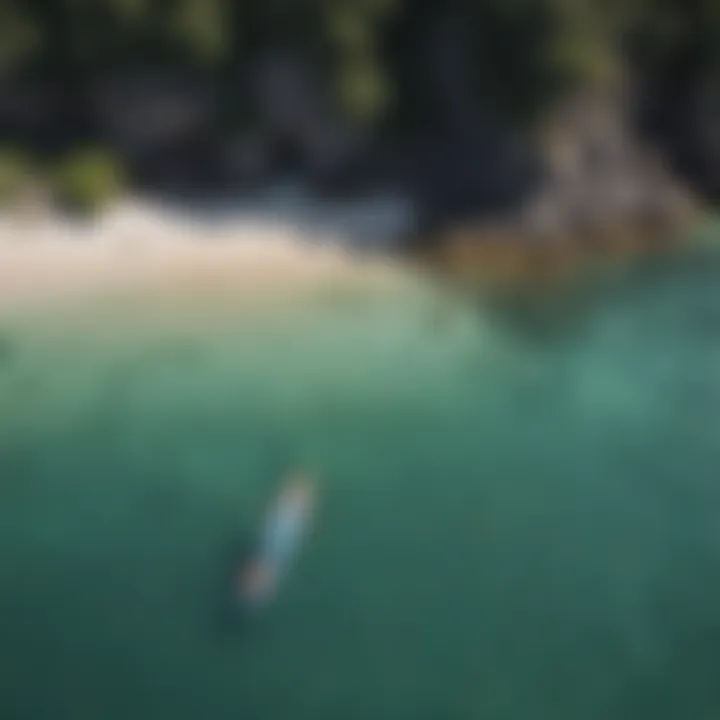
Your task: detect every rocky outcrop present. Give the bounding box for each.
[94,71,216,157]
[691,76,720,198]
[92,69,228,190]
[393,8,538,238]
[423,85,699,287]
[659,73,720,200]
[525,87,696,242]
[252,53,368,190]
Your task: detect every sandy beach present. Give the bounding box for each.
[0,199,407,318]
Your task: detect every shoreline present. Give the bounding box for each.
[0,199,410,320]
[1,196,715,324]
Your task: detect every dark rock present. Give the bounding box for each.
[0,82,66,151]
[638,67,720,202]
[385,5,539,239]
[252,52,367,187]
[684,75,720,199]
[93,69,217,169]
[219,133,276,189]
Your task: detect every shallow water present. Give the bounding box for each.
[2,242,720,720]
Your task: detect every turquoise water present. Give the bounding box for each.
[2,245,720,719]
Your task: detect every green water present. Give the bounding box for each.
[2,247,720,720]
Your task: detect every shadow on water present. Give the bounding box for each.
[211,534,258,641]
[482,289,598,344]
[470,273,615,349]
[477,244,720,347]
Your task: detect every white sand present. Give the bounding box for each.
[0,199,405,317]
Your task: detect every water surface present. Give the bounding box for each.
[2,244,720,720]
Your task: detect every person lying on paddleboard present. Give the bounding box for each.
[236,472,317,611]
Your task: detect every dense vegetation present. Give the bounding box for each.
[0,0,717,216]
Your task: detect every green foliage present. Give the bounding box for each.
[165,0,230,64]
[335,55,389,124]
[0,148,33,207]
[0,0,717,146]
[52,150,125,216]
[0,3,41,74]
[323,1,399,124]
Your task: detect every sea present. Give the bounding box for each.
[1,224,720,719]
